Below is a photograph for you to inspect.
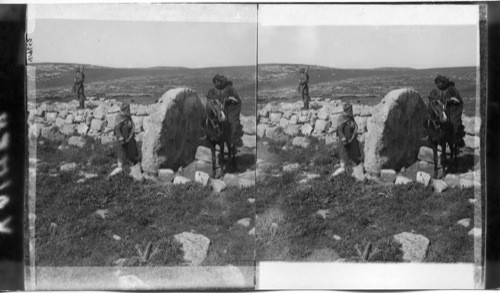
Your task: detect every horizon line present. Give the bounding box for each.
[30,62,477,71]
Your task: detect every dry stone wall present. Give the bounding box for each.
[257,99,373,146]
[257,92,481,169]
[28,91,257,163]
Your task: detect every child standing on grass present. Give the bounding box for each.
[332,103,362,177]
[110,102,139,176]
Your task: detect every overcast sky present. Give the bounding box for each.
[258,5,479,69]
[30,4,479,69]
[30,4,257,68]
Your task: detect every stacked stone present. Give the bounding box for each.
[240,115,257,149]
[27,97,154,145]
[256,99,373,146]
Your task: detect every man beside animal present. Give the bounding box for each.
[332,103,362,177]
[73,65,86,109]
[203,74,243,176]
[297,66,311,110]
[424,75,466,177]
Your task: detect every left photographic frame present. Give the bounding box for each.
[26,3,257,290]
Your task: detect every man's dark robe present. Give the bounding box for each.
[207,78,243,146]
[429,81,465,143]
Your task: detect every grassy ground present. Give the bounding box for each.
[256,138,474,263]
[33,137,255,267]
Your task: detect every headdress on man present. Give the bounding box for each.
[434,75,450,84]
[343,103,353,112]
[212,74,227,84]
[299,67,305,73]
[120,102,130,111]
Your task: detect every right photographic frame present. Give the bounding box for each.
[256,4,485,289]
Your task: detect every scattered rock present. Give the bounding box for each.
[393,232,430,262]
[95,209,109,219]
[457,218,471,228]
[298,172,320,184]
[60,162,77,172]
[173,175,191,185]
[208,179,225,193]
[468,228,481,237]
[248,198,255,204]
[315,209,330,219]
[418,146,441,164]
[248,227,255,236]
[173,232,211,266]
[292,136,311,148]
[443,174,461,188]
[223,173,239,187]
[431,179,448,193]
[68,136,86,148]
[194,171,210,186]
[113,235,122,241]
[283,163,300,172]
[158,169,175,182]
[469,198,477,204]
[237,218,251,227]
[130,163,143,181]
[416,171,431,186]
[333,235,342,241]
[395,175,412,185]
[380,169,396,183]
[195,146,212,163]
[352,164,365,181]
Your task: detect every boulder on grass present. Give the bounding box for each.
[141,88,205,174]
[364,89,427,174]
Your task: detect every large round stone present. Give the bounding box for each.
[141,88,205,174]
[364,89,427,174]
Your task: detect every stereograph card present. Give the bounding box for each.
[0,1,495,291]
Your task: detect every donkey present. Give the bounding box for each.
[202,99,234,178]
[424,99,459,178]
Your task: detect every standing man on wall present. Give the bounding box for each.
[298,66,311,110]
[73,65,86,109]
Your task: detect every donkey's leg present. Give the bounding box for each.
[210,143,217,178]
[440,141,448,177]
[219,142,225,164]
[432,143,439,179]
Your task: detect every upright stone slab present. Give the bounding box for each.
[141,88,205,174]
[364,89,427,174]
